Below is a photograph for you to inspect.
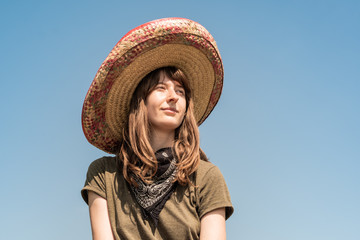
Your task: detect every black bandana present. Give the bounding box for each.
[129,148,177,226]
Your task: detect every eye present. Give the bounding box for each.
[155,84,166,90]
[176,88,185,96]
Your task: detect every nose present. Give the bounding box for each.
[167,88,179,103]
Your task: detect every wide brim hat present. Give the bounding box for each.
[82,17,224,154]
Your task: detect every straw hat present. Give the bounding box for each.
[82,17,224,153]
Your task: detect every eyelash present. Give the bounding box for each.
[155,85,185,95]
[156,85,166,90]
[176,89,185,95]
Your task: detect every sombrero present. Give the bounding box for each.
[82,17,224,153]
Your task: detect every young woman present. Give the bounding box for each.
[81,18,233,240]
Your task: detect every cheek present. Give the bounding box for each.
[146,102,157,119]
[181,98,187,113]
[146,93,158,109]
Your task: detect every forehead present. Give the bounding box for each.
[158,71,184,87]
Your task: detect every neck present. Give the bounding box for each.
[149,129,175,152]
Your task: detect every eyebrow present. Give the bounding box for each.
[157,80,184,88]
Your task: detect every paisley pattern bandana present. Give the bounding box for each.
[130,148,177,226]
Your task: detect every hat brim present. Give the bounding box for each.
[82,18,223,153]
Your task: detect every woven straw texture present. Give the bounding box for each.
[82,17,223,153]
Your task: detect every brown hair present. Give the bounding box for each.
[118,67,203,186]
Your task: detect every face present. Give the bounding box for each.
[145,72,187,134]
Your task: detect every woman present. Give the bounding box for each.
[81,18,233,240]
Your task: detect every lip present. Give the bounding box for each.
[161,107,178,113]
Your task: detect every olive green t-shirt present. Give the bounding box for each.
[81,157,233,240]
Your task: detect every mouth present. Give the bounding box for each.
[161,107,178,113]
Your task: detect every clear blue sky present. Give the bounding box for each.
[1,0,359,239]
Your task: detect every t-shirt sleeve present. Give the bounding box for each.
[81,158,107,204]
[197,165,234,220]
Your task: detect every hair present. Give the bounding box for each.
[117,66,204,186]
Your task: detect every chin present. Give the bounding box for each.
[162,122,182,130]
[151,121,182,132]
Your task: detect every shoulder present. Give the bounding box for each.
[194,160,234,219]
[87,156,118,174]
[194,160,227,189]
[196,159,222,179]
[82,156,118,204]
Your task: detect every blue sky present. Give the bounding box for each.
[1,0,359,239]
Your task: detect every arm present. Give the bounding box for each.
[88,191,115,240]
[200,207,226,240]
